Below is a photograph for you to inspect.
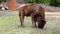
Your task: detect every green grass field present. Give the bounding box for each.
[0,10,60,34]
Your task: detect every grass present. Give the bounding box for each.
[0,11,60,34]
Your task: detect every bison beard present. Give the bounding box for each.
[19,4,46,29]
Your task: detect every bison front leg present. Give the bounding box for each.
[19,15,24,27]
[32,16,37,28]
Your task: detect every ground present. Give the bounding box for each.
[0,10,60,34]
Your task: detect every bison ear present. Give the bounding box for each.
[38,20,46,29]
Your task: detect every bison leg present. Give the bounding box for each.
[19,15,24,27]
[32,16,37,27]
[34,17,37,27]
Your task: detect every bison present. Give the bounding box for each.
[19,4,46,29]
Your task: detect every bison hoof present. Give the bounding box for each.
[32,25,36,28]
[21,25,24,27]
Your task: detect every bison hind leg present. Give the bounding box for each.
[38,20,46,29]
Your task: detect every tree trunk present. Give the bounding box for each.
[6,0,16,10]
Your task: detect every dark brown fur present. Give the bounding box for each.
[19,4,46,29]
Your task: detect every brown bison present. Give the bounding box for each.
[19,4,46,29]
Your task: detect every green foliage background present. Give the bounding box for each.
[1,0,60,7]
[25,0,60,7]
[2,0,6,2]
